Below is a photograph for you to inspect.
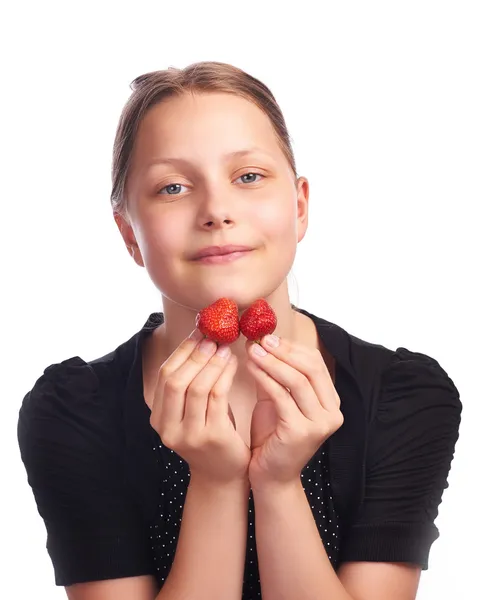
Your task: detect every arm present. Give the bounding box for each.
[253,480,421,600]
[243,330,461,600]
[157,476,250,599]
[250,345,461,600]
[66,477,250,600]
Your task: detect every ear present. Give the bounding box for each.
[295,176,309,243]
[113,211,145,267]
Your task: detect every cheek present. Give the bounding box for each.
[137,217,187,267]
[256,199,297,239]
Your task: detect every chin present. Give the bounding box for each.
[190,284,278,313]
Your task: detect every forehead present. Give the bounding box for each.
[131,92,282,161]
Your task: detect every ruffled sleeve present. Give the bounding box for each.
[18,357,153,586]
[339,347,462,569]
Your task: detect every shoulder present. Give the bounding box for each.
[300,308,395,387]
[348,336,462,434]
[18,357,100,439]
[335,318,463,468]
[19,354,114,429]
[341,318,460,399]
[22,356,99,404]
[377,346,462,424]
[17,327,142,450]
[315,311,460,414]
[303,309,462,437]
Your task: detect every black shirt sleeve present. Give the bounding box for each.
[339,347,462,569]
[18,357,154,586]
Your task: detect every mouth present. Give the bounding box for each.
[191,245,254,262]
[193,249,253,265]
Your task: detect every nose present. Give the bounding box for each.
[202,217,233,229]
[196,186,236,230]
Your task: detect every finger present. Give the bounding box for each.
[158,337,218,428]
[150,329,204,413]
[246,360,299,423]
[158,329,205,381]
[247,343,322,421]
[257,335,340,412]
[183,345,233,427]
[206,353,238,428]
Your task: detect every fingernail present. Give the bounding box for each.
[264,334,280,348]
[189,329,203,341]
[216,345,231,359]
[199,339,217,355]
[252,343,267,357]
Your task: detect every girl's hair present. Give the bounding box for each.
[110,61,298,218]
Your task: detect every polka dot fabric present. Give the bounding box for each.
[149,440,340,599]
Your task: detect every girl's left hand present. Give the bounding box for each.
[246,334,344,490]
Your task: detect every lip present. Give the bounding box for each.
[191,245,253,260]
[194,250,252,265]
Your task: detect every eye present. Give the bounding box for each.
[156,172,264,196]
[235,172,264,185]
[157,183,187,196]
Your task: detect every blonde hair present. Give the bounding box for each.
[110,61,298,218]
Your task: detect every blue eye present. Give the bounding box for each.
[236,172,264,184]
[157,183,186,195]
[156,172,264,196]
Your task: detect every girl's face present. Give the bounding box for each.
[116,92,309,311]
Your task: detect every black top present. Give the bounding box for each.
[17,309,462,598]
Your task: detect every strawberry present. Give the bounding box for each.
[195,298,240,344]
[239,298,277,342]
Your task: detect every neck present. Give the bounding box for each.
[152,282,301,377]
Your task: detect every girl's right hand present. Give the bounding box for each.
[149,329,251,486]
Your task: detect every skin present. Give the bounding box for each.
[67,91,421,599]
[114,91,312,379]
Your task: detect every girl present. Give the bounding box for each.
[18,61,462,600]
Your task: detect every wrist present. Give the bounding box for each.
[189,474,251,495]
[250,477,303,498]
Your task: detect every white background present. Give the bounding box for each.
[1,1,476,598]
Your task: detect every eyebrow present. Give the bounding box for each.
[145,147,275,170]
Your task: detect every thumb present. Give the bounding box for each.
[227,404,237,429]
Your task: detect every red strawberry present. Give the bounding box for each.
[196,298,240,344]
[239,299,277,342]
